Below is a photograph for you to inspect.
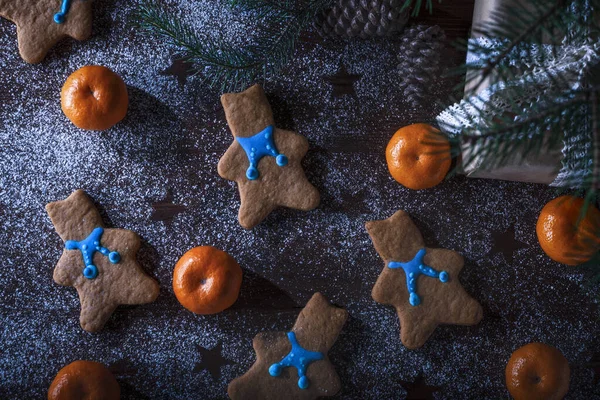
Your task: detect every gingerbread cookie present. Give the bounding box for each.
[366,210,483,349]
[228,293,347,399]
[0,0,93,63]
[46,190,159,332]
[217,84,320,229]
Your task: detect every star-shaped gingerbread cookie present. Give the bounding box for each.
[217,84,320,229]
[46,190,159,332]
[366,210,483,349]
[0,0,93,63]
[228,293,347,400]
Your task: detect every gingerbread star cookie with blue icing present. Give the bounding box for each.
[46,190,159,332]
[217,84,320,229]
[366,210,483,349]
[0,0,93,63]
[228,293,347,400]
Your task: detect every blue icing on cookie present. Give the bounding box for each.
[236,125,288,180]
[388,248,449,306]
[268,331,324,390]
[65,227,120,280]
[53,0,72,24]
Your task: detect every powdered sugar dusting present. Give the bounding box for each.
[0,1,599,399]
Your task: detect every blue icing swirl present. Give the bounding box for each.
[269,331,324,390]
[388,248,449,306]
[65,227,120,280]
[53,0,72,24]
[236,125,288,180]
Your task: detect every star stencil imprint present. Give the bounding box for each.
[150,189,186,225]
[489,224,528,263]
[323,64,361,98]
[399,373,441,400]
[159,57,194,88]
[589,352,600,385]
[0,0,92,63]
[366,210,483,349]
[228,293,347,400]
[46,190,160,332]
[217,84,320,229]
[193,341,234,380]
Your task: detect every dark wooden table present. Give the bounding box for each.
[1,1,599,399]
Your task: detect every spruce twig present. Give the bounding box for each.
[401,0,441,17]
[135,0,332,92]
[467,0,569,96]
[441,0,599,204]
[439,0,600,274]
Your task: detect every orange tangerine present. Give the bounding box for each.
[61,66,128,131]
[386,123,451,190]
[173,246,243,314]
[505,343,570,400]
[536,195,600,265]
[48,360,120,400]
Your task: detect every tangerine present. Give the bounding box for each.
[505,342,570,400]
[386,123,451,190]
[61,66,128,131]
[173,246,243,314]
[536,195,600,265]
[48,360,120,400]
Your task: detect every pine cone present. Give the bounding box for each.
[314,0,409,39]
[397,25,446,108]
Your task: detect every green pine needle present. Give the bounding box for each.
[401,0,441,17]
[134,0,446,91]
[439,0,600,278]
[135,0,333,92]
[443,0,600,202]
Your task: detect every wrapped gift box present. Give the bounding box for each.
[438,0,596,186]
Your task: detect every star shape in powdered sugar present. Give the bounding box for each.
[588,352,600,385]
[399,373,441,400]
[367,210,483,349]
[217,84,320,229]
[0,0,93,63]
[150,189,186,224]
[489,224,528,263]
[323,64,361,98]
[159,57,195,88]
[108,359,138,377]
[193,341,235,380]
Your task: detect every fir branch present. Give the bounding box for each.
[135,0,331,92]
[228,0,312,20]
[440,0,599,210]
[401,0,441,17]
[464,0,596,96]
[457,89,589,172]
[467,0,569,95]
